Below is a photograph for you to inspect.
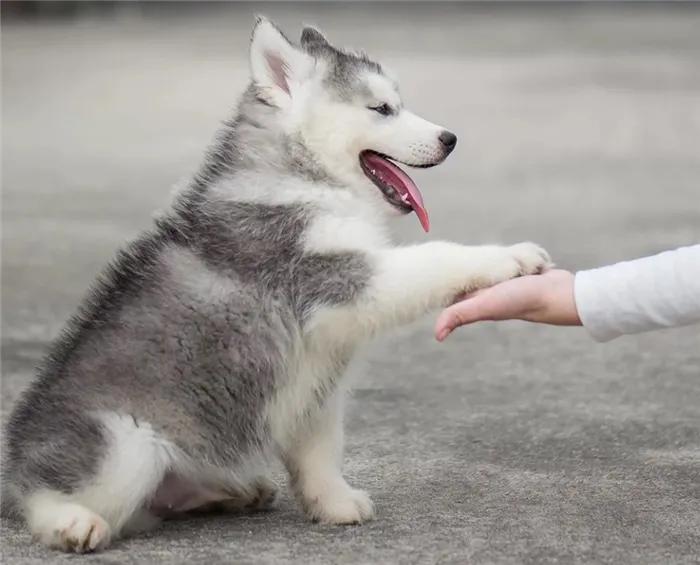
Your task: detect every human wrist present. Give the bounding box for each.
[552,271,581,325]
[532,270,581,326]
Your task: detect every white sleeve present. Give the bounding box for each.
[573,245,700,343]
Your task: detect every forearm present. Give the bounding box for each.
[573,245,700,342]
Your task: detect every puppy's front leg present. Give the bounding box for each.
[282,391,374,525]
[351,240,551,337]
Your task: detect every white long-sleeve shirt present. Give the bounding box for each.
[573,245,700,342]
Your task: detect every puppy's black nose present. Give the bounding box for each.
[439,130,457,153]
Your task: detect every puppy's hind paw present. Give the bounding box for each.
[34,503,111,553]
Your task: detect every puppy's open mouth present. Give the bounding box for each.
[359,150,430,232]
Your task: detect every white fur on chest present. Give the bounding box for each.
[266,335,357,450]
[303,204,390,254]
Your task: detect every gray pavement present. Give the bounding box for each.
[2,4,699,564]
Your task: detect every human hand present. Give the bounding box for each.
[435,269,581,341]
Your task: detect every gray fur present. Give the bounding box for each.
[299,25,386,102]
[1,17,375,520]
[300,25,328,48]
[188,84,341,188]
[3,400,106,499]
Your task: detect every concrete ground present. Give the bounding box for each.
[2,4,699,564]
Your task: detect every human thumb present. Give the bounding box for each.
[434,296,486,341]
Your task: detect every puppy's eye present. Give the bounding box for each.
[368,103,393,117]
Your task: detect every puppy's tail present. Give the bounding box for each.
[0,445,22,521]
[0,488,20,520]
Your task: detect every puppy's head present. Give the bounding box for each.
[249,16,457,231]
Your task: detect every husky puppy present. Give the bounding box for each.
[1,16,551,553]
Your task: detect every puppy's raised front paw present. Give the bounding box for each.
[506,242,553,276]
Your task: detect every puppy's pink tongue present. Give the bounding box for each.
[362,153,430,232]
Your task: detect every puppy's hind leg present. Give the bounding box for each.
[23,413,173,553]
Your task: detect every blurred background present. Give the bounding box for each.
[2,2,699,564]
[3,1,698,339]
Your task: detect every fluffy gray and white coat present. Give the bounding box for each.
[1,17,551,553]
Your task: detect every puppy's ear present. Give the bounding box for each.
[300,25,329,49]
[249,16,314,106]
